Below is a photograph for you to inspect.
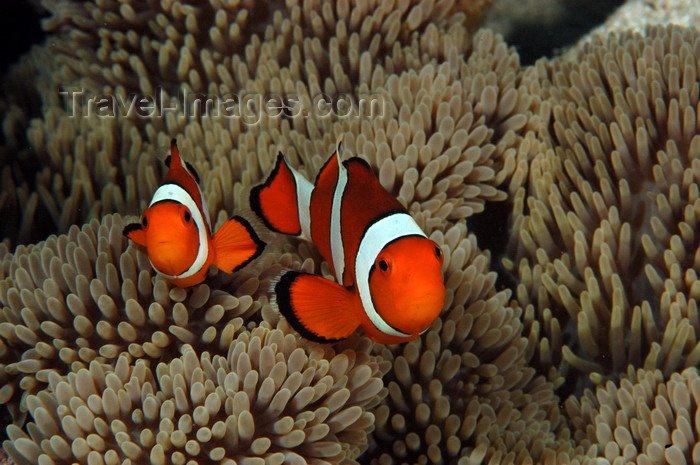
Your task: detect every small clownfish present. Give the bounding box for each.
[250,137,446,344]
[123,139,265,287]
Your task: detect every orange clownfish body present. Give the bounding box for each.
[123,139,265,287]
[250,138,445,344]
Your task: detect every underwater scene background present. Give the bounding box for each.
[1,0,700,464]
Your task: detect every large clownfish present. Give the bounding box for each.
[250,138,445,344]
[123,139,265,287]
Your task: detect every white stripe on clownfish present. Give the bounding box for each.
[329,149,349,284]
[291,165,313,240]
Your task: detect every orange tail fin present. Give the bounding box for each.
[211,216,265,272]
[250,153,304,235]
[273,271,360,342]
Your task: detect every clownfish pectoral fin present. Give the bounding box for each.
[211,216,265,273]
[123,222,147,247]
[250,152,309,236]
[273,271,360,342]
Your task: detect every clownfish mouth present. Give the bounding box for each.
[393,291,445,334]
[151,258,187,277]
[149,242,191,277]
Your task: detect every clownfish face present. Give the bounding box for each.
[142,201,201,276]
[368,236,445,338]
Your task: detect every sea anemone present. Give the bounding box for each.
[367,221,583,465]
[507,24,700,384]
[6,1,700,464]
[3,328,387,465]
[0,214,268,424]
[565,367,700,465]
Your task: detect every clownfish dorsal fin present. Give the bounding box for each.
[335,134,346,174]
[185,161,200,184]
[272,271,360,342]
[164,139,200,183]
[123,221,147,247]
[314,137,346,188]
[250,152,309,236]
[211,215,265,273]
[169,137,181,166]
[328,133,346,176]
[335,133,344,156]
[164,138,179,169]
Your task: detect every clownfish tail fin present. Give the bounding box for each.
[250,152,312,237]
[271,271,360,343]
[211,216,266,273]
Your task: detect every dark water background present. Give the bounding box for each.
[0,3,45,74]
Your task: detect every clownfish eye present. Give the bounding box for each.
[435,246,442,258]
[184,211,191,222]
[378,259,389,272]
[142,216,148,227]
